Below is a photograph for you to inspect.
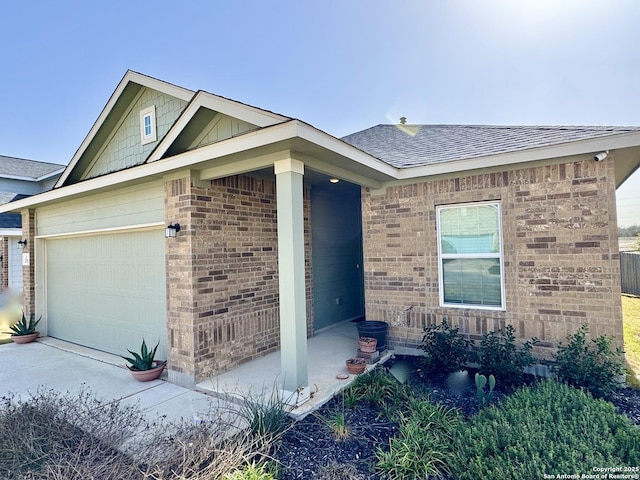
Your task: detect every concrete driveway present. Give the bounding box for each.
[0,338,230,424]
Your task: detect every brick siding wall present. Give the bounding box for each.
[166,173,313,382]
[362,157,622,358]
[20,209,35,315]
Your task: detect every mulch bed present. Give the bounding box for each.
[273,355,640,479]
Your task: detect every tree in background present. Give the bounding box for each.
[618,224,640,238]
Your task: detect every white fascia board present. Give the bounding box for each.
[35,168,65,182]
[0,174,40,182]
[55,71,195,188]
[127,71,194,102]
[0,121,394,214]
[198,151,292,181]
[147,91,288,163]
[397,130,640,180]
[294,122,399,178]
[0,168,64,182]
[291,152,382,189]
[196,91,288,127]
[0,228,21,236]
[0,123,309,213]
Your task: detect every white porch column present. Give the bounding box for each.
[274,158,310,406]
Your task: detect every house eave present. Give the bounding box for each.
[0,167,64,183]
[0,120,393,213]
[147,90,289,163]
[396,130,640,184]
[35,168,65,182]
[7,119,640,215]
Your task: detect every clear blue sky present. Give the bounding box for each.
[1,0,639,225]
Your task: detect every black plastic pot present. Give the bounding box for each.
[356,321,389,351]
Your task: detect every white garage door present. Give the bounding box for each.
[46,229,167,359]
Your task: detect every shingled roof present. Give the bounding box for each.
[0,194,29,228]
[341,125,640,168]
[0,155,63,179]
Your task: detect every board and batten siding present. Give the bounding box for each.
[36,180,165,237]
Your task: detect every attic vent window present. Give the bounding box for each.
[140,106,157,145]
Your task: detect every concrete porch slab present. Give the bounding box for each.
[197,320,392,418]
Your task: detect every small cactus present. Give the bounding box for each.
[475,372,496,407]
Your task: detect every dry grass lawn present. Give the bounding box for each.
[623,295,640,385]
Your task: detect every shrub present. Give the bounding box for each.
[345,367,408,414]
[554,324,625,398]
[0,388,146,479]
[0,388,277,480]
[420,319,471,374]
[451,380,640,479]
[314,407,350,441]
[223,462,276,480]
[238,388,291,438]
[478,324,536,385]
[376,398,461,479]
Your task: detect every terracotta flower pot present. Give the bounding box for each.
[11,332,39,344]
[358,336,377,353]
[130,361,166,382]
[346,358,366,375]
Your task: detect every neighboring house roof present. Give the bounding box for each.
[341,125,640,168]
[0,155,64,180]
[0,193,17,204]
[0,194,29,229]
[0,212,22,229]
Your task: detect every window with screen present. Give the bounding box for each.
[437,202,504,309]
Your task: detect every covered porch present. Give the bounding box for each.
[196,320,392,418]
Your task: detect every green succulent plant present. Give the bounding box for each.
[121,339,160,371]
[5,312,41,336]
[475,372,496,408]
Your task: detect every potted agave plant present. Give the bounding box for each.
[121,339,166,382]
[5,312,41,344]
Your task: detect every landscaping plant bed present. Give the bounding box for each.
[275,398,397,480]
[273,355,640,479]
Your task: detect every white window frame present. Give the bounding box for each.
[436,201,505,310]
[139,106,157,145]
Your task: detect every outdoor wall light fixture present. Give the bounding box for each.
[165,223,181,238]
[329,178,340,184]
[16,239,27,249]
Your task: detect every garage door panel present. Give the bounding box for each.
[46,230,167,360]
